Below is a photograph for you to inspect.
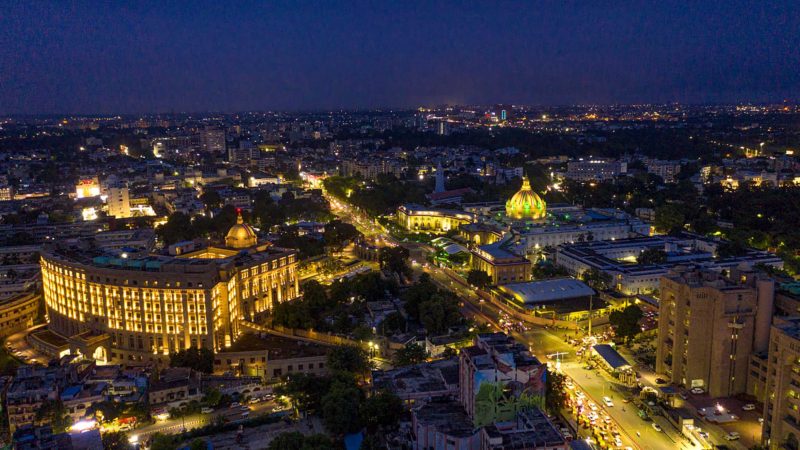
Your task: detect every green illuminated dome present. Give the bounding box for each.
[505,176,546,220]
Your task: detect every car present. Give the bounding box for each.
[230,402,240,407]
[201,407,213,414]
[603,396,614,407]
[698,430,709,439]
[690,387,705,395]
[758,417,765,423]
[724,432,740,441]
[240,405,250,411]
[655,377,667,384]
[742,403,756,411]
[652,423,662,432]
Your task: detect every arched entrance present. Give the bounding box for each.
[92,346,107,364]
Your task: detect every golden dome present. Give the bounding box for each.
[225,211,258,249]
[505,176,546,220]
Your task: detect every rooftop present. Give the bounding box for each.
[223,332,330,360]
[499,278,594,306]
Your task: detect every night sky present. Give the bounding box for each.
[1,1,798,114]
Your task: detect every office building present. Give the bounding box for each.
[107,186,131,219]
[655,266,775,398]
[566,159,627,181]
[761,316,800,450]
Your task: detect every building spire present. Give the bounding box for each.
[434,160,445,193]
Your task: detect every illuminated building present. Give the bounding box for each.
[396,204,475,233]
[107,186,131,219]
[505,177,546,221]
[40,215,298,364]
[565,159,627,181]
[0,292,40,338]
[74,178,101,199]
[470,241,531,285]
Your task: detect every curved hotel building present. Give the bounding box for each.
[40,216,298,364]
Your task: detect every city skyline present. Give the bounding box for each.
[2,1,799,114]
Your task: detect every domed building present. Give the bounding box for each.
[505,176,546,221]
[226,211,258,249]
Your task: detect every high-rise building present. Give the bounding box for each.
[761,316,800,449]
[107,186,131,219]
[201,126,225,153]
[655,266,774,398]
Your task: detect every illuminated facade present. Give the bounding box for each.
[505,177,546,221]
[40,222,298,364]
[396,204,475,233]
[470,242,532,285]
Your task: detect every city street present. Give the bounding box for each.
[326,194,756,450]
[130,400,283,443]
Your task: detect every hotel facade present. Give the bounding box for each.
[39,217,299,364]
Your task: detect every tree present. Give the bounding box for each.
[321,380,363,435]
[545,369,567,413]
[419,295,461,334]
[276,373,331,413]
[654,204,686,234]
[466,269,492,288]
[581,268,611,290]
[156,212,195,245]
[638,248,667,265]
[189,439,208,450]
[361,390,404,432]
[360,432,386,450]
[394,342,428,366]
[199,190,222,211]
[608,305,644,343]
[379,246,411,277]
[323,220,361,251]
[202,388,222,407]
[267,432,334,450]
[36,399,71,433]
[378,311,406,335]
[88,400,125,422]
[327,345,371,374]
[149,433,177,450]
[169,347,214,373]
[101,431,129,450]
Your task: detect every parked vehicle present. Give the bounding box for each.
[690,387,705,395]
[724,432,740,441]
[652,423,662,432]
[742,404,756,411]
[201,407,213,414]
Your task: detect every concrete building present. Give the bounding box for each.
[556,235,783,295]
[0,292,40,338]
[566,159,627,181]
[213,332,329,381]
[762,316,800,450]
[471,241,531,285]
[396,204,475,233]
[107,186,131,219]
[655,266,775,398]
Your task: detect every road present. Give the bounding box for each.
[130,400,282,442]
